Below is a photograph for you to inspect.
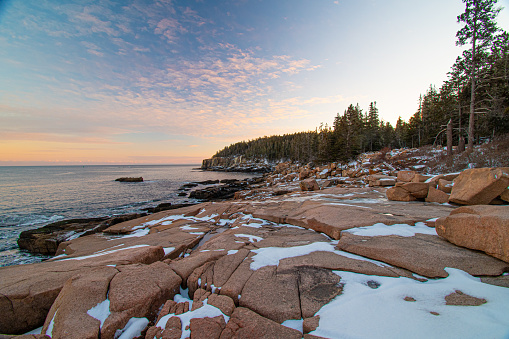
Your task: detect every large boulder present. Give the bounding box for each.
[500,188,509,203]
[425,186,450,204]
[397,182,429,199]
[386,186,417,202]
[397,170,416,182]
[300,178,319,191]
[436,205,509,263]
[449,167,509,205]
[367,175,396,187]
[411,174,433,183]
[438,179,453,194]
[299,168,313,180]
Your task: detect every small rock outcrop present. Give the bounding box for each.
[115,177,143,182]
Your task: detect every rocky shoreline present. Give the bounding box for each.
[16,177,265,258]
[1,152,509,338]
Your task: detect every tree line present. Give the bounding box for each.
[214,0,508,164]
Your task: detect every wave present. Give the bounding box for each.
[0,214,64,228]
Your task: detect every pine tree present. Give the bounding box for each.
[366,102,381,151]
[456,0,501,152]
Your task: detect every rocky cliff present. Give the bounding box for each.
[201,156,273,172]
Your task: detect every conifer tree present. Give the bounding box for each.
[456,0,501,152]
[366,102,381,151]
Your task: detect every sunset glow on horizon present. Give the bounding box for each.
[1,0,508,165]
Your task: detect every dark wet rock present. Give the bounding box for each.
[189,181,249,201]
[196,180,220,185]
[17,214,146,255]
[115,177,143,182]
[181,183,199,188]
[144,202,197,214]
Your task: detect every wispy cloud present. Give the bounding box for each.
[0,0,329,162]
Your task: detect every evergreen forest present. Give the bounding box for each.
[213,0,508,164]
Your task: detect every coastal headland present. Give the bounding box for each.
[1,146,509,338]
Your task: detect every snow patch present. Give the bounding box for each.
[342,222,437,237]
[217,219,231,226]
[114,317,149,339]
[281,319,304,333]
[142,213,219,228]
[156,301,229,339]
[234,234,263,242]
[23,326,43,335]
[250,241,386,270]
[311,268,509,339]
[163,247,175,255]
[87,299,110,328]
[122,228,150,238]
[46,310,57,337]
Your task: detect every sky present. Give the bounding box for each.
[1,0,508,165]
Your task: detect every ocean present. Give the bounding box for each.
[0,165,258,267]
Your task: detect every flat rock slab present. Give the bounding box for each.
[0,245,164,335]
[436,205,509,263]
[247,189,454,239]
[337,233,509,278]
[240,266,301,323]
[102,204,210,234]
[102,202,244,234]
[54,224,207,260]
[277,251,411,278]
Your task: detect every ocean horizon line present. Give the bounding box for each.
[0,163,202,167]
